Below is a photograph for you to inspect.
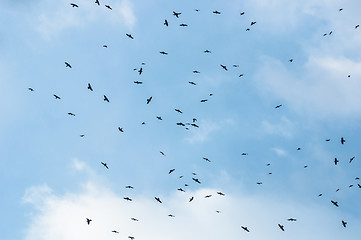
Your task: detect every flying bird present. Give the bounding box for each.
[275,104,282,108]
[331,200,339,207]
[164,19,168,26]
[125,185,134,189]
[53,94,61,99]
[193,70,200,73]
[70,3,79,7]
[342,220,347,228]
[240,12,245,15]
[250,21,256,25]
[159,51,168,55]
[177,122,185,126]
[278,224,285,231]
[168,169,175,174]
[220,64,228,71]
[87,83,93,91]
[68,112,75,116]
[160,151,165,156]
[213,10,221,14]
[28,87,34,91]
[175,109,183,114]
[118,127,124,132]
[241,226,249,232]
[355,25,359,29]
[168,214,175,217]
[101,162,109,169]
[126,34,134,39]
[349,157,355,163]
[287,218,297,221]
[65,62,72,68]
[156,116,163,120]
[103,95,109,102]
[204,50,211,53]
[134,81,143,84]
[146,96,152,104]
[334,157,339,165]
[86,218,92,225]
[192,178,201,184]
[131,218,139,221]
[105,5,112,10]
[95,0,100,5]
[289,59,294,62]
[180,23,188,27]
[188,81,197,85]
[178,188,185,192]
[200,99,208,102]
[103,45,107,48]
[205,194,212,198]
[203,157,211,162]
[128,236,135,240]
[173,11,181,18]
[217,192,225,196]
[189,196,194,202]
[112,230,119,234]
[341,137,346,144]
[124,197,132,201]
[155,197,162,203]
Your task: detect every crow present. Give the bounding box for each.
[118,127,124,132]
[189,196,194,202]
[68,112,75,116]
[125,185,134,189]
[204,50,211,53]
[275,104,282,108]
[342,220,347,228]
[160,51,168,55]
[200,99,208,102]
[287,218,297,221]
[175,109,183,113]
[180,23,188,27]
[95,0,100,5]
[341,137,346,144]
[28,87,34,91]
[188,81,197,85]
[169,169,175,174]
[192,178,201,184]
[131,218,139,221]
[334,157,339,165]
[112,230,119,234]
[156,116,162,120]
[134,81,143,84]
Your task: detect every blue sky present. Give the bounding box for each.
[1,0,361,239]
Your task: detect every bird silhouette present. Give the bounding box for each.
[341,137,346,144]
[131,218,139,221]
[189,196,194,202]
[104,95,109,102]
[134,81,143,84]
[70,3,79,7]
[213,10,221,14]
[155,197,162,203]
[217,192,225,196]
[95,0,100,5]
[156,116,162,120]
[175,109,183,113]
[118,127,124,132]
[128,236,135,240]
[53,94,61,99]
[220,64,228,71]
[169,169,175,174]
[349,157,355,163]
[204,50,211,53]
[192,178,201,184]
[164,19,168,26]
[240,12,245,15]
[205,194,212,198]
[87,83,93,91]
[203,157,211,162]
[125,185,134,189]
[126,34,134,39]
[342,220,347,228]
[250,21,256,25]
[334,157,339,165]
[124,197,132,201]
[241,226,249,232]
[188,81,197,85]
[146,96,152,104]
[289,59,294,62]
[105,5,112,10]
[159,51,168,55]
[278,224,285,231]
[86,218,92,225]
[101,162,109,169]
[180,23,188,27]
[168,214,175,217]
[112,230,119,233]
[138,67,143,75]
[68,112,75,116]
[355,25,359,29]
[65,62,72,68]
[287,218,297,221]
[28,87,34,91]
[173,11,181,18]
[200,99,208,102]
[275,104,282,108]
[331,200,339,207]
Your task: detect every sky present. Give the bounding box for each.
[1,0,361,239]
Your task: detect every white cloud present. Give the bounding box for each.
[271,147,287,157]
[185,120,220,144]
[261,116,295,138]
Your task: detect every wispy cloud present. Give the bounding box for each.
[185,120,220,144]
[261,116,296,138]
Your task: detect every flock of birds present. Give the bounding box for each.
[26,1,361,238]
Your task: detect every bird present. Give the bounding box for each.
[331,200,339,207]
[128,236,135,240]
[289,59,294,62]
[156,116,162,120]
[241,153,248,156]
[355,25,359,29]
[125,185,134,189]
[205,195,212,198]
[241,226,249,232]
[86,218,92,225]
[217,192,225,196]
[246,28,250,31]
[124,197,132,201]
[28,87,34,91]
[177,188,185,192]
[287,218,297,221]
[53,94,61,99]
[240,12,245,15]
[193,118,197,122]
[159,51,168,55]
[297,147,301,150]
[200,99,208,102]
[68,112,75,116]
[155,197,162,203]
[177,122,185,126]
[101,162,109,169]
[118,127,124,132]
[204,50,211,53]
[278,224,285,231]
[105,4,112,10]
[220,64,228,71]
[175,109,183,114]
[87,83,93,91]
[95,0,100,5]
[138,67,143,75]
[341,137,346,144]
[112,230,119,233]
[134,81,143,84]
[233,65,239,67]
[70,3,79,7]
[325,139,331,141]
[146,96,152,104]
[168,214,175,217]
[80,134,85,137]
[318,193,323,197]
[213,10,221,14]
[193,70,200,73]
[250,21,256,25]
[349,157,355,163]
[189,196,194,202]
[334,157,339,165]
[188,81,197,85]
[342,220,347,228]
[164,19,168,26]
[180,23,188,27]
[126,33,134,39]
[339,8,343,11]
[131,218,139,221]
[160,151,165,156]
[65,62,72,68]
[173,11,181,18]
[256,182,263,185]
[275,104,282,108]
[103,95,109,102]
[203,157,211,162]
[103,45,107,48]
[192,178,201,184]
[168,169,175,174]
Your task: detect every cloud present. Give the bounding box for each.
[271,147,287,156]
[185,120,220,144]
[23,173,361,240]
[260,116,296,138]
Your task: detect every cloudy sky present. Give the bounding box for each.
[1,0,361,239]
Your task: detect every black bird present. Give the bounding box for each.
[86,218,92,225]
[241,226,249,232]
[156,116,162,120]
[355,25,359,29]
[70,3,79,7]
[53,94,61,99]
[192,178,201,184]
[246,28,250,31]
[104,95,109,102]
[65,62,72,68]
[146,96,152,104]
[233,65,239,67]
[160,51,168,55]
[180,23,188,27]
[131,218,139,221]
[128,236,135,240]
[200,99,208,102]
[189,196,194,202]
[103,45,107,48]
[331,200,339,207]
[95,0,100,5]
[177,122,185,126]
[358,184,361,188]
[87,83,93,91]
[178,188,185,192]
[126,33,134,39]
[204,50,211,53]
[289,59,294,62]
[256,182,263,185]
[138,68,143,75]
[287,218,297,221]
[68,112,75,116]
[250,21,256,25]
[334,157,339,165]
[175,109,183,114]
[220,64,228,71]
[195,9,200,12]
[118,127,124,132]
[342,220,347,228]
[168,214,175,217]
[325,139,331,141]
[105,5,112,10]
[193,70,200,73]
[205,195,212,198]
[240,12,245,15]
[275,104,282,108]
[124,197,132,201]
[80,134,85,137]
[341,137,346,144]
[169,169,175,174]
[112,230,119,234]
[134,81,143,84]
[213,10,221,14]
[193,118,197,122]
[188,81,197,85]
[164,19,168,26]
[155,197,162,203]
[160,151,165,156]
[173,11,181,18]
[349,157,355,163]
[339,8,343,11]
[241,153,248,156]
[203,157,211,162]
[297,147,301,150]
[125,185,134,189]
[101,162,109,169]
[217,192,225,196]
[28,87,34,91]
[239,74,244,77]
[278,224,285,231]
